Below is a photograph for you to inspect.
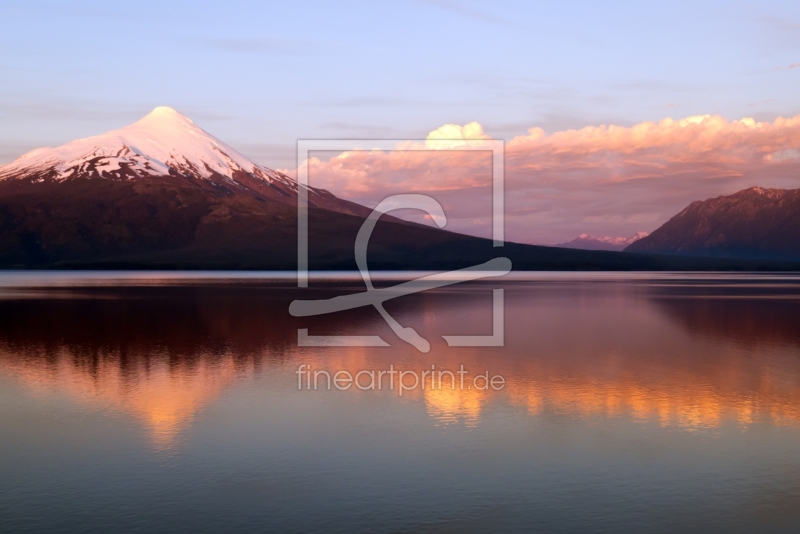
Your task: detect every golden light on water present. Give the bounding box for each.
[0,349,240,450]
[424,386,486,427]
[4,337,799,451]
[1,277,799,451]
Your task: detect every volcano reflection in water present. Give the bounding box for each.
[2,274,800,533]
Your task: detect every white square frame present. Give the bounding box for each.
[295,139,505,348]
[296,139,504,288]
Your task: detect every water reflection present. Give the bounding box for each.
[0,286,297,450]
[1,350,239,449]
[0,276,799,450]
[650,285,800,349]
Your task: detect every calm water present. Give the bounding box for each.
[1,272,800,533]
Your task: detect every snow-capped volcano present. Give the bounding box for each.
[0,106,286,184]
[0,106,370,215]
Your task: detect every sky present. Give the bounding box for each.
[1,0,800,243]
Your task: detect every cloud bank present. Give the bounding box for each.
[291,115,800,244]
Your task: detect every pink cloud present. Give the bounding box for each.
[293,115,800,244]
[508,115,800,164]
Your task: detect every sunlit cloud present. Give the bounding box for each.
[292,114,800,244]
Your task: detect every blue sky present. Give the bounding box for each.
[1,0,799,169]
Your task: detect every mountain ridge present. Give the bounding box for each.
[626,187,800,260]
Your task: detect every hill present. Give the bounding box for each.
[626,187,800,261]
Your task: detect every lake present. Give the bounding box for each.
[1,272,800,533]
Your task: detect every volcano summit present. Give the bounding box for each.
[0,106,368,216]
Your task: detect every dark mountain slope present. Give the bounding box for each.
[627,187,800,260]
[0,176,794,271]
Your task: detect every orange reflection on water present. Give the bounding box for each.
[3,339,800,448]
[504,364,800,431]
[423,386,487,427]
[295,347,493,427]
[0,348,239,450]
[299,340,800,432]
[2,279,800,449]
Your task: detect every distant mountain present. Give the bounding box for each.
[1,110,797,271]
[555,233,648,251]
[626,187,800,260]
